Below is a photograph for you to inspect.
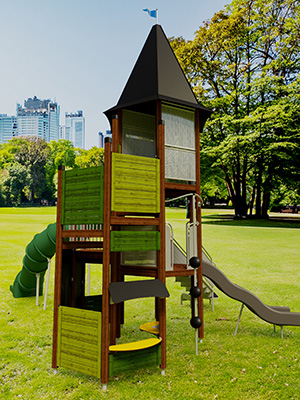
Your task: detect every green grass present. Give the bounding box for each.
[1,207,300,399]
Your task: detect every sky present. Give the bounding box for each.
[0,0,229,149]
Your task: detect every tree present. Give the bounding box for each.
[0,137,50,204]
[46,140,77,198]
[75,146,104,168]
[2,163,31,205]
[171,0,300,218]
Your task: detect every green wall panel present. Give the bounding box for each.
[109,344,161,377]
[111,153,160,213]
[110,230,160,252]
[61,166,104,225]
[57,306,101,379]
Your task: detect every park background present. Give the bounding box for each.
[1,0,300,399]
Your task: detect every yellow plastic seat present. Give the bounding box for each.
[139,321,159,335]
[109,337,161,352]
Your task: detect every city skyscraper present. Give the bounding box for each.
[63,110,85,149]
[0,114,17,143]
[16,96,60,142]
[98,130,112,148]
[0,98,89,148]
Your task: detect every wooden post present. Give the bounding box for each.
[195,110,204,339]
[52,165,64,369]
[110,252,117,345]
[112,114,119,153]
[111,115,119,344]
[157,119,167,371]
[101,138,112,384]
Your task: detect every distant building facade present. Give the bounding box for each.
[0,114,17,143]
[0,97,88,149]
[16,96,60,142]
[98,130,112,148]
[60,110,85,149]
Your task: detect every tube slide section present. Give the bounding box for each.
[202,252,300,327]
[10,223,56,298]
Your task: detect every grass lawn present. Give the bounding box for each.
[1,207,300,399]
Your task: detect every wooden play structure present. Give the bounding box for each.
[51,24,211,386]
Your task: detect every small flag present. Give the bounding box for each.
[143,8,157,19]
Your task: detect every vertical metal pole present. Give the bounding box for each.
[43,259,51,310]
[36,273,40,306]
[234,303,244,335]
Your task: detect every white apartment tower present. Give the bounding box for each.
[0,114,17,143]
[64,110,85,149]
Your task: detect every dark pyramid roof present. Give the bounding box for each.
[104,24,211,119]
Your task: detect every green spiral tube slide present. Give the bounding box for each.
[10,223,56,298]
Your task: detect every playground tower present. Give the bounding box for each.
[51,25,211,386]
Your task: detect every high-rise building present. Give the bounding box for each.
[98,130,112,148]
[64,110,85,149]
[16,96,60,142]
[0,114,17,143]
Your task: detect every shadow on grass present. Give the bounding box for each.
[202,213,300,229]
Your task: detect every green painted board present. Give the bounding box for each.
[111,153,160,213]
[61,166,104,225]
[111,231,160,252]
[57,306,101,379]
[109,343,161,377]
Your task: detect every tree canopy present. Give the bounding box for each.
[0,138,104,206]
[171,0,300,217]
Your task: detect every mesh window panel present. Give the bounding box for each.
[165,147,196,182]
[122,110,156,158]
[162,104,195,149]
[162,104,196,182]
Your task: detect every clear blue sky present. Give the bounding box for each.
[0,0,229,148]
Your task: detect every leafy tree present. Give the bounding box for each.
[15,137,50,201]
[2,163,31,205]
[75,146,104,168]
[0,137,50,204]
[46,140,76,198]
[171,0,300,218]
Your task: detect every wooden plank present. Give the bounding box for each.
[61,170,66,224]
[60,353,98,370]
[113,152,158,166]
[101,139,111,384]
[195,109,204,339]
[157,117,167,371]
[112,115,119,153]
[57,306,102,378]
[111,153,160,214]
[60,346,98,362]
[120,265,157,277]
[52,166,64,369]
[60,358,98,378]
[109,344,161,377]
[111,217,159,226]
[61,336,99,351]
[62,166,104,225]
[112,202,158,214]
[110,231,160,252]
[64,165,103,178]
[61,316,99,327]
[65,179,103,190]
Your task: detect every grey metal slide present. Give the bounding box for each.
[202,250,300,328]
